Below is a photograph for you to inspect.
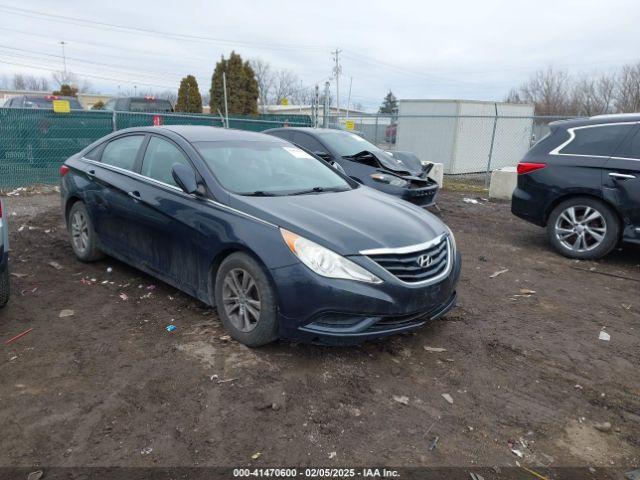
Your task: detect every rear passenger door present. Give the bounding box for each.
[86,134,146,257]
[604,124,640,240]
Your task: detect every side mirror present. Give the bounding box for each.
[172,164,198,195]
[313,151,332,161]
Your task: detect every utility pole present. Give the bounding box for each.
[322,81,330,128]
[346,76,353,119]
[332,48,342,118]
[314,84,320,128]
[60,41,67,82]
[222,71,229,128]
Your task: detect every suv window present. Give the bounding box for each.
[560,124,635,157]
[141,136,192,186]
[292,132,326,154]
[613,129,640,159]
[101,135,144,171]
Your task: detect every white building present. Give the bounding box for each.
[396,99,535,174]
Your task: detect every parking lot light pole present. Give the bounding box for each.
[223,72,229,129]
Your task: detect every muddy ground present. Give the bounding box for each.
[1,190,639,474]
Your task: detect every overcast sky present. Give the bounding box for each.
[1,0,639,111]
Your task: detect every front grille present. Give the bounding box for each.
[366,235,450,284]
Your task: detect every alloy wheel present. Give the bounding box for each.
[222,268,261,332]
[71,210,90,254]
[554,205,607,253]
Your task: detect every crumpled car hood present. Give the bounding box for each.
[351,150,424,177]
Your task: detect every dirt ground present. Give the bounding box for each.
[1,189,639,474]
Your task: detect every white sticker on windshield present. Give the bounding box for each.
[283,147,313,159]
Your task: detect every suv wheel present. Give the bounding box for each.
[214,252,278,347]
[547,197,620,259]
[67,202,104,262]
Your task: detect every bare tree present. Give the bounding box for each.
[249,58,274,113]
[12,73,27,90]
[271,69,300,105]
[615,62,640,113]
[517,67,575,116]
[23,75,50,91]
[571,73,616,116]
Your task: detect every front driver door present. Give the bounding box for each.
[604,125,640,242]
[130,135,212,296]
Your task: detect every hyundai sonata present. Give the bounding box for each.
[60,126,460,346]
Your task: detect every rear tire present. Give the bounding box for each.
[547,197,619,260]
[67,201,104,262]
[214,252,278,347]
[0,265,9,307]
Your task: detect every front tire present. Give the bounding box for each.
[547,197,619,260]
[67,201,104,262]
[214,252,278,347]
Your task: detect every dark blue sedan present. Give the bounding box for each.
[60,126,460,346]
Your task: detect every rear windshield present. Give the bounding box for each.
[195,140,351,196]
[24,97,83,109]
[128,99,173,112]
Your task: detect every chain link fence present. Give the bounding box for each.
[330,114,572,187]
[0,109,312,188]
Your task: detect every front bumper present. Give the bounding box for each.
[271,251,461,344]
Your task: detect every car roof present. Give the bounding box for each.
[121,125,285,143]
[550,113,640,129]
[265,127,353,135]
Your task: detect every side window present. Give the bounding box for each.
[613,129,640,159]
[292,132,326,154]
[141,136,193,186]
[560,124,635,157]
[101,135,144,171]
[84,144,103,160]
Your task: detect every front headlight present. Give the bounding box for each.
[370,173,408,187]
[281,229,382,284]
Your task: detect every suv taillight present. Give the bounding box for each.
[60,165,69,177]
[517,162,546,175]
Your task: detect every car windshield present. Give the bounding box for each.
[129,99,173,112]
[195,140,352,196]
[313,130,383,157]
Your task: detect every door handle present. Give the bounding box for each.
[128,190,141,200]
[609,172,636,180]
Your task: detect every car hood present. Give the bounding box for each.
[229,186,447,255]
[355,150,423,177]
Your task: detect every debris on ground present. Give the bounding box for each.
[429,436,439,451]
[510,448,524,458]
[441,393,454,404]
[463,198,480,204]
[27,470,43,480]
[58,309,74,318]
[218,377,239,384]
[166,325,176,332]
[423,346,447,353]
[119,293,129,301]
[48,261,63,270]
[469,473,485,480]
[599,330,611,341]
[219,334,231,342]
[519,288,536,294]
[140,446,153,455]
[9,272,28,278]
[393,395,410,405]
[489,269,509,278]
[251,452,261,460]
[593,421,612,432]
[328,451,336,459]
[106,267,113,273]
[5,327,34,345]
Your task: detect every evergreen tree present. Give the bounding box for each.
[53,84,78,97]
[379,90,398,115]
[210,51,259,115]
[175,75,203,113]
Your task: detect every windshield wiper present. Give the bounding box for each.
[288,186,348,196]
[243,190,280,197]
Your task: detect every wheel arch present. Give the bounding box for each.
[543,192,622,230]
[206,245,279,308]
[64,195,83,223]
